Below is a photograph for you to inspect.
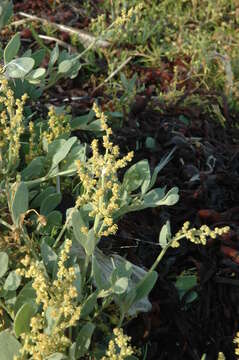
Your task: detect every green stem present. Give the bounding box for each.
[74,39,97,61]
[24,169,75,187]
[118,234,187,326]
[148,234,186,274]
[93,214,101,233]
[29,23,51,54]
[53,207,76,249]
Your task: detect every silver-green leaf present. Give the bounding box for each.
[4,32,20,64]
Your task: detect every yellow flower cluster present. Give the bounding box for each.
[102,327,134,360]
[43,105,71,143]
[25,121,35,163]
[112,3,144,28]
[234,332,239,358]
[90,13,107,35]
[217,352,226,360]
[90,3,144,40]
[25,121,42,164]
[16,240,81,360]
[171,221,230,248]
[76,103,133,237]
[0,78,27,165]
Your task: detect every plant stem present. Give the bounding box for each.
[24,169,75,187]
[119,234,187,324]
[53,207,76,248]
[148,234,186,273]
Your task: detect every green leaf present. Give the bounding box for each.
[70,112,93,130]
[92,255,107,290]
[142,186,179,209]
[135,271,158,303]
[11,182,29,227]
[49,43,59,67]
[72,209,86,232]
[0,330,21,359]
[45,211,62,230]
[14,302,38,337]
[159,187,179,206]
[85,228,97,256]
[76,323,95,358]
[149,147,176,190]
[46,138,65,157]
[72,210,96,256]
[69,342,76,360]
[41,240,57,274]
[21,156,45,180]
[145,136,156,150]
[112,277,129,294]
[31,186,56,208]
[58,59,72,73]
[0,1,13,31]
[175,275,197,302]
[123,160,150,193]
[14,282,36,314]
[141,163,152,194]
[40,193,62,216]
[31,48,46,67]
[127,271,158,309]
[4,32,20,64]
[4,271,21,291]
[0,252,9,278]
[49,137,77,173]
[120,72,130,89]
[73,264,82,300]
[159,221,171,248]
[27,67,46,84]
[184,291,198,304]
[5,57,35,78]
[80,291,98,319]
[29,190,38,202]
[70,110,96,131]
[22,49,31,57]
[4,290,16,306]
[82,119,102,132]
[59,144,86,174]
[141,187,165,208]
[111,261,132,284]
